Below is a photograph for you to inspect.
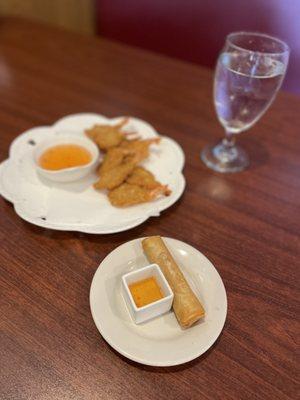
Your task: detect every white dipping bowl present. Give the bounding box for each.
[122,264,174,324]
[34,135,100,182]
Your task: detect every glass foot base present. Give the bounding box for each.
[201,140,249,173]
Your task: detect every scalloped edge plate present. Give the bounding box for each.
[0,113,186,234]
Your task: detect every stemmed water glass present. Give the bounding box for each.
[201,32,290,173]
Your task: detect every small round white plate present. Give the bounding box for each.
[0,113,185,234]
[90,237,227,366]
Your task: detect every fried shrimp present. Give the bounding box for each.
[120,138,160,163]
[94,160,136,190]
[94,146,143,190]
[85,118,137,151]
[86,117,171,207]
[126,167,161,189]
[108,183,170,207]
[98,147,132,175]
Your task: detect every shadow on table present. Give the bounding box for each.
[107,324,226,373]
[239,136,269,170]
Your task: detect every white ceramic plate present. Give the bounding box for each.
[0,113,185,234]
[90,237,227,366]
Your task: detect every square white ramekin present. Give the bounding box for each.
[122,263,174,324]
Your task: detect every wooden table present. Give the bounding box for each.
[0,18,299,400]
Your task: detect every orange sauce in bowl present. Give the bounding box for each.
[129,277,164,308]
[39,144,92,170]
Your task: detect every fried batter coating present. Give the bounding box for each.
[98,147,132,175]
[108,183,170,207]
[87,119,169,206]
[94,159,136,190]
[120,138,160,163]
[127,167,161,189]
[85,118,137,151]
[95,147,143,190]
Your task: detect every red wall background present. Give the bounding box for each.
[96,0,300,94]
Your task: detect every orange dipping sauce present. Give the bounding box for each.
[129,276,164,308]
[39,144,92,171]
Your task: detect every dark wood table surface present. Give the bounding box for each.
[0,18,299,400]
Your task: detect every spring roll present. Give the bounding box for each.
[142,236,205,328]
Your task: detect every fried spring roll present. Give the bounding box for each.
[142,236,205,328]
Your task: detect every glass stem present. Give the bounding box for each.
[223,130,236,147]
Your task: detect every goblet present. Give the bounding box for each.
[201,32,290,172]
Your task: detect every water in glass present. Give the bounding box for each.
[214,52,285,134]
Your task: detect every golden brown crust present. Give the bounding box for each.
[142,236,205,328]
[108,183,170,207]
[119,138,160,163]
[126,167,161,189]
[86,121,171,206]
[94,160,136,190]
